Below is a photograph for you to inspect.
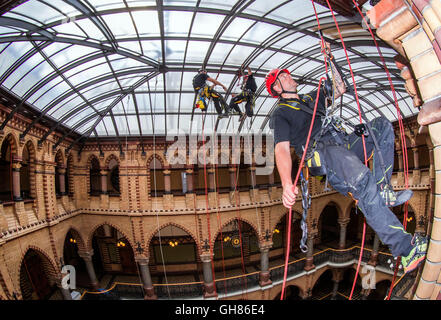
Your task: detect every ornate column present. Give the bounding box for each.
[136,257,157,300]
[57,280,72,300]
[11,156,22,201]
[412,145,421,184]
[259,242,272,287]
[162,167,173,210]
[58,165,67,195]
[368,233,380,267]
[99,169,109,209]
[163,167,171,194]
[229,167,239,205]
[100,169,108,194]
[78,250,99,290]
[304,234,315,271]
[184,166,195,209]
[338,218,350,250]
[200,252,217,298]
[331,270,343,300]
[185,167,194,193]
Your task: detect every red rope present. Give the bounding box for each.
[280,77,326,300]
[351,1,411,300]
[314,0,370,301]
[232,161,249,299]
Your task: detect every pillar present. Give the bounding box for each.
[163,168,171,194]
[412,146,421,184]
[11,156,22,201]
[259,243,272,287]
[100,169,108,194]
[331,270,343,300]
[58,166,67,195]
[57,283,72,300]
[338,219,350,250]
[78,250,99,290]
[136,257,157,300]
[185,168,194,193]
[304,235,315,271]
[200,252,217,298]
[229,167,238,204]
[249,165,259,201]
[368,233,380,267]
[162,167,173,210]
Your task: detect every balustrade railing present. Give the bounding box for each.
[81,246,399,300]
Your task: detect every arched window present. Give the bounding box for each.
[0,140,12,201]
[89,157,101,196]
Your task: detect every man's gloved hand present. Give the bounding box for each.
[354,123,369,137]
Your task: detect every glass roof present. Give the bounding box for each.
[0,0,416,147]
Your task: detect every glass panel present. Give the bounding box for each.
[11,1,63,24]
[243,0,288,16]
[241,23,282,44]
[73,17,106,40]
[33,81,71,110]
[164,40,187,62]
[207,42,235,65]
[90,0,125,11]
[103,116,116,135]
[191,13,224,38]
[102,12,137,38]
[9,60,53,96]
[221,17,255,41]
[164,11,193,36]
[0,42,34,80]
[132,11,160,36]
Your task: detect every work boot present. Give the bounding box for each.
[401,234,427,274]
[379,184,413,207]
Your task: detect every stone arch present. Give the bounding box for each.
[146,153,164,169]
[21,140,37,199]
[310,267,333,291]
[316,200,344,225]
[269,283,305,300]
[146,222,200,255]
[54,148,65,167]
[86,154,101,169]
[87,222,135,253]
[18,245,59,298]
[104,153,120,169]
[66,153,74,195]
[211,216,261,249]
[268,209,302,242]
[63,227,87,252]
[2,132,18,155]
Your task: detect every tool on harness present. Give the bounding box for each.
[324,51,392,187]
[300,170,310,253]
[354,123,369,137]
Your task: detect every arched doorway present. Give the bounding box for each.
[273,285,302,300]
[312,269,334,299]
[149,224,198,282]
[19,249,57,300]
[89,157,101,196]
[63,230,88,287]
[0,139,13,201]
[91,225,137,278]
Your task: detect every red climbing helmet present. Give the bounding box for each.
[265,68,290,98]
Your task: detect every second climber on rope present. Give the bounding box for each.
[192,68,229,117]
[266,41,427,274]
[226,66,257,122]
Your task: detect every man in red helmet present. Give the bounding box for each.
[266,42,426,274]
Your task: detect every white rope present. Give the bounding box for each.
[151,75,171,298]
[122,95,145,298]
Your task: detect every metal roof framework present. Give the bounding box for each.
[0,0,417,152]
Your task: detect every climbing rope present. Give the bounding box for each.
[350,0,411,299]
[150,76,171,299]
